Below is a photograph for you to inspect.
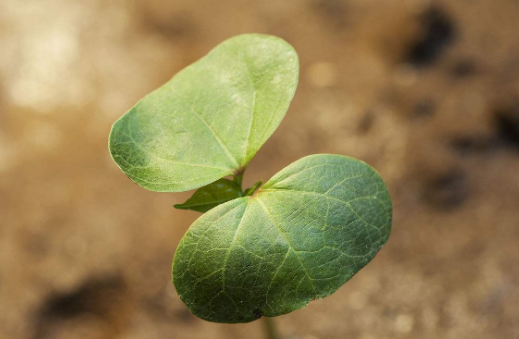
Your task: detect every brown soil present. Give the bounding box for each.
[1,1,519,338]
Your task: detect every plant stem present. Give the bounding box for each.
[233,167,246,191]
[262,317,281,339]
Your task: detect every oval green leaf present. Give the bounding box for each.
[172,154,392,323]
[109,34,299,192]
[174,179,243,213]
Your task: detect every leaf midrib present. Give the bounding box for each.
[186,102,240,169]
[221,200,250,292]
[255,198,319,295]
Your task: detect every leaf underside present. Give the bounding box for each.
[172,154,392,323]
[109,34,299,192]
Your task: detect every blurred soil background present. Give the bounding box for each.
[1,0,519,338]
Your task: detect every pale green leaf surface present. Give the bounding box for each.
[109,34,299,192]
[172,154,392,323]
[174,179,243,213]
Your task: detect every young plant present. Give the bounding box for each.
[109,34,392,325]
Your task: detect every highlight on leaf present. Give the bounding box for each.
[109,34,299,192]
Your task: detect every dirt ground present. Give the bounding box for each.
[1,0,519,338]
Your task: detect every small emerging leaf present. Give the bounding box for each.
[172,154,392,323]
[174,179,243,213]
[244,180,262,196]
[109,34,299,192]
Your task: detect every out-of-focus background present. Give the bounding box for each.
[1,0,519,338]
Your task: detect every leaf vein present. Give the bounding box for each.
[256,198,319,295]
